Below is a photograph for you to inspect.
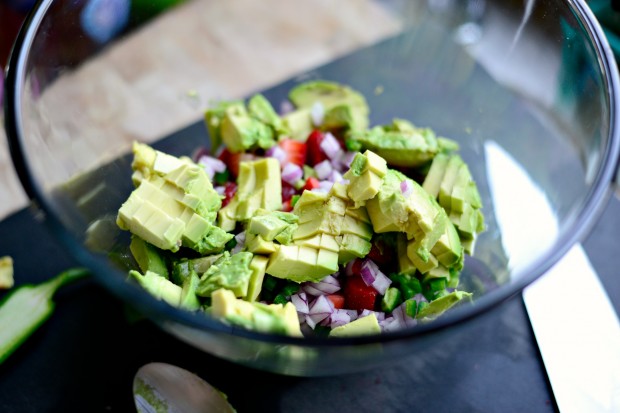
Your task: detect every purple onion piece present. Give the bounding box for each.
[266,145,288,166]
[371,271,392,295]
[281,162,303,185]
[314,159,333,180]
[311,101,325,126]
[320,132,342,160]
[291,293,309,314]
[400,179,413,198]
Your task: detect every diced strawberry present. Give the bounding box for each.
[306,130,328,166]
[278,139,307,167]
[221,182,237,207]
[303,176,320,191]
[281,181,298,202]
[344,275,378,311]
[326,294,345,309]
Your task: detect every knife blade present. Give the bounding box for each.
[523,244,620,413]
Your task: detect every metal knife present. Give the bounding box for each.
[523,244,620,413]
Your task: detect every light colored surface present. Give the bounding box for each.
[0,0,400,220]
[523,245,620,413]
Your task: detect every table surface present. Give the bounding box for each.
[1,1,620,412]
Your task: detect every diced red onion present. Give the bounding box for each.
[312,181,334,193]
[372,271,392,295]
[199,155,226,173]
[302,284,326,297]
[320,132,342,160]
[322,274,340,286]
[327,309,351,328]
[328,170,344,183]
[305,314,318,329]
[308,295,334,316]
[360,309,385,322]
[280,100,294,115]
[314,159,333,180]
[214,186,226,196]
[281,162,303,185]
[360,259,379,286]
[302,275,340,296]
[266,145,288,166]
[344,309,358,321]
[379,316,402,332]
[291,293,309,314]
[400,179,413,198]
[311,101,325,126]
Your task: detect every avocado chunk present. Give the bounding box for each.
[117,143,230,254]
[246,255,269,301]
[343,150,388,207]
[210,288,302,336]
[196,252,254,298]
[0,256,14,289]
[129,235,169,279]
[266,244,339,283]
[204,100,245,154]
[179,272,201,311]
[220,103,276,153]
[288,80,370,132]
[281,108,314,141]
[247,94,285,134]
[345,119,457,167]
[416,290,472,320]
[129,270,183,308]
[218,158,283,231]
[329,313,381,337]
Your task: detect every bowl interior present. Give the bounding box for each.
[5,0,619,352]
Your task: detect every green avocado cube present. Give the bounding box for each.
[204,100,245,153]
[416,291,472,320]
[246,255,269,301]
[220,104,275,152]
[179,272,201,311]
[329,313,381,337]
[129,235,169,279]
[438,155,464,212]
[246,233,277,254]
[422,152,449,198]
[247,214,290,240]
[281,109,313,141]
[338,234,371,264]
[196,252,253,298]
[130,270,182,307]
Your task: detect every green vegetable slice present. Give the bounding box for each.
[0,268,89,363]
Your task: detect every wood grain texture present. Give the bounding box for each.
[0,0,400,220]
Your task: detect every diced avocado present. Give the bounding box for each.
[381,287,403,312]
[406,238,438,274]
[246,255,269,301]
[130,270,182,307]
[295,233,340,252]
[117,144,227,254]
[430,221,463,268]
[343,150,387,206]
[438,155,464,213]
[247,214,290,240]
[329,313,381,337]
[171,253,224,285]
[396,234,417,276]
[247,93,284,134]
[129,235,169,278]
[220,103,276,152]
[245,233,277,254]
[281,108,313,141]
[345,119,443,167]
[210,288,302,336]
[266,244,338,283]
[322,102,369,131]
[204,100,245,153]
[179,272,201,311]
[218,158,282,229]
[196,252,254,298]
[365,169,410,233]
[337,233,371,264]
[416,290,472,320]
[422,152,449,198]
[273,224,297,245]
[0,256,14,289]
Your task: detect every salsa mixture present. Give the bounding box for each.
[116,80,485,338]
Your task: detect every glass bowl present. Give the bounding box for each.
[5,0,620,376]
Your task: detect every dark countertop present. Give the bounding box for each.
[0,192,618,413]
